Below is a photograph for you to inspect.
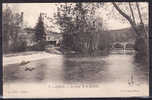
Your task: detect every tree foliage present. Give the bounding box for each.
[34,13,46,50]
[55,3,110,55]
[2,5,26,53]
[35,13,46,42]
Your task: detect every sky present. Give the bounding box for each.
[3,3,148,31]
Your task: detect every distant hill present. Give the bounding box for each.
[107,25,148,42]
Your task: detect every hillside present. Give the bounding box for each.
[107,25,148,42]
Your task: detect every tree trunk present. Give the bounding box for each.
[136,2,143,24]
[129,2,136,24]
[112,2,148,62]
[136,2,147,39]
[112,2,139,36]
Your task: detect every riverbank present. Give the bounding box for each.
[3,48,104,66]
[3,51,62,66]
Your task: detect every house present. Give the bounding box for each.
[45,31,63,46]
[24,28,62,47]
[40,12,63,46]
[23,13,63,47]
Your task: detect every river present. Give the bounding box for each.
[3,50,149,97]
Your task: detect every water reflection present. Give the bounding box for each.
[62,51,148,84]
[62,56,107,83]
[4,50,148,85]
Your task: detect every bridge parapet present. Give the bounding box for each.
[112,42,135,50]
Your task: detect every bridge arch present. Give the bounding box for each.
[112,42,134,50]
[125,43,134,50]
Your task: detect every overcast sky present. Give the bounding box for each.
[3,3,148,31]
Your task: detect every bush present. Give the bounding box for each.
[18,40,27,52]
[10,39,27,52]
[29,41,46,51]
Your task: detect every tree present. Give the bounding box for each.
[55,3,107,55]
[35,13,46,50]
[111,2,148,61]
[112,3,143,36]
[2,5,26,53]
[2,6,12,53]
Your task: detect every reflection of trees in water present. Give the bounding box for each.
[4,63,47,83]
[134,54,149,83]
[35,63,46,81]
[62,53,149,84]
[133,41,149,83]
[133,54,149,83]
[134,44,148,68]
[4,64,23,83]
[62,56,107,83]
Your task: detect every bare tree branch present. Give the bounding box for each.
[136,2,148,39]
[136,2,143,24]
[112,2,138,35]
[129,2,136,25]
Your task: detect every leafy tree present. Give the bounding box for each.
[55,3,107,55]
[2,6,12,53]
[35,13,46,50]
[2,5,26,53]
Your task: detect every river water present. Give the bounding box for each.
[3,50,149,97]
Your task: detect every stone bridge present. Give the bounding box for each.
[112,41,135,50]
